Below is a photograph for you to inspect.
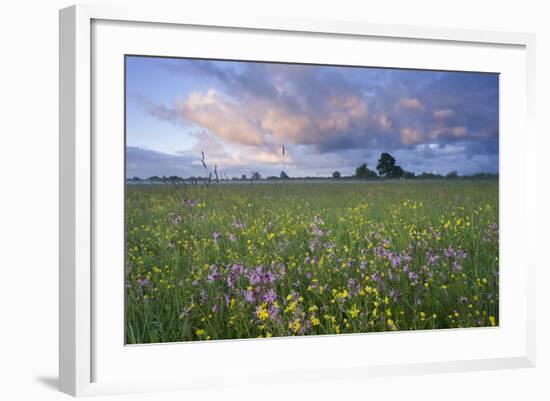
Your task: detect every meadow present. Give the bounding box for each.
[125,180,499,344]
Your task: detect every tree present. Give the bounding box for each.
[376,153,405,178]
[252,172,261,180]
[376,153,396,177]
[390,165,404,178]
[355,163,377,179]
[355,163,367,178]
[403,171,415,179]
[446,171,458,179]
[418,172,443,179]
[280,171,289,179]
[467,172,498,180]
[167,175,183,182]
[332,171,341,178]
[241,174,247,180]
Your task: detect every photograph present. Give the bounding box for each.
[124,55,499,344]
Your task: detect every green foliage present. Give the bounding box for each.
[355,163,377,179]
[446,171,459,179]
[376,152,405,178]
[376,153,396,177]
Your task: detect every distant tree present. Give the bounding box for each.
[467,172,498,180]
[403,171,415,179]
[130,176,141,181]
[147,176,162,181]
[280,171,289,179]
[252,172,261,180]
[390,165,404,178]
[446,171,459,179]
[166,175,183,182]
[377,153,397,177]
[356,163,367,178]
[241,174,247,180]
[418,172,444,179]
[355,163,377,179]
[332,171,341,178]
[267,176,279,180]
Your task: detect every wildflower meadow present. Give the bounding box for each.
[125,180,498,344]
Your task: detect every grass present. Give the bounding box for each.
[125,180,499,344]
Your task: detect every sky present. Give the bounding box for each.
[125,56,499,178]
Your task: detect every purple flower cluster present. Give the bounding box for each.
[308,215,331,252]
[201,262,287,323]
[443,245,468,271]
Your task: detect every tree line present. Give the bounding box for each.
[345,152,497,180]
[127,152,497,182]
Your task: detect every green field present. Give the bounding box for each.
[125,180,499,344]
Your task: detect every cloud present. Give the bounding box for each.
[433,108,455,119]
[130,94,189,127]
[126,146,202,178]
[397,97,424,111]
[400,128,424,145]
[186,130,228,158]
[261,108,312,143]
[178,90,264,146]
[433,109,455,119]
[430,125,469,140]
[377,113,393,131]
[176,88,373,150]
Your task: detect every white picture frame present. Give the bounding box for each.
[59,4,536,397]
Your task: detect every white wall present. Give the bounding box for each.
[0,0,548,400]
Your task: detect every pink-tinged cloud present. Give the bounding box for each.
[451,126,468,138]
[328,96,368,119]
[178,90,264,146]
[179,131,292,172]
[261,95,370,145]
[433,108,455,119]
[397,97,424,111]
[430,125,469,140]
[261,108,312,143]
[318,95,368,133]
[180,90,373,148]
[400,128,423,145]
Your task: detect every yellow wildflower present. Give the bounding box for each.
[349,304,360,319]
[289,319,301,333]
[256,303,269,321]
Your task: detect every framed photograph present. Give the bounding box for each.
[59,4,536,396]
